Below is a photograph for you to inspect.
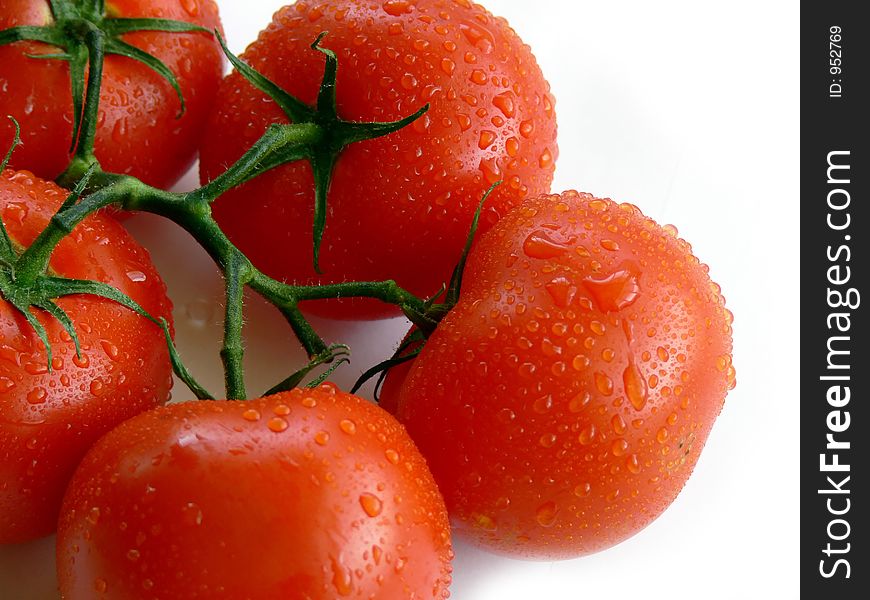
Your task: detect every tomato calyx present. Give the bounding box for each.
[210,32,430,274]
[0,0,211,183]
[352,182,499,397]
[1,119,202,389]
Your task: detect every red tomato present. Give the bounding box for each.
[56,385,454,599]
[200,0,557,319]
[0,0,224,189]
[383,191,736,558]
[0,168,173,544]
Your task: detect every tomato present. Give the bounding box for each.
[0,0,224,189]
[0,168,174,543]
[383,191,736,558]
[200,0,557,319]
[56,385,453,599]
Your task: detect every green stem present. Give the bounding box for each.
[221,254,250,399]
[76,27,104,164]
[13,179,134,284]
[12,170,428,397]
[190,123,321,205]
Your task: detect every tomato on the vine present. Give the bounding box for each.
[0,167,174,544]
[57,385,453,599]
[383,191,735,558]
[0,0,224,189]
[200,0,557,319]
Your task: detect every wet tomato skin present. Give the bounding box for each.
[57,385,453,599]
[200,0,557,319]
[0,168,173,544]
[0,0,224,189]
[384,191,735,558]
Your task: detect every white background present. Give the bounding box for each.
[0,1,800,598]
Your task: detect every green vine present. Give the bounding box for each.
[0,27,453,400]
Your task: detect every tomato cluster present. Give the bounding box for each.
[0,0,734,598]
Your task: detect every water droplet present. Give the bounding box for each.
[87,506,101,525]
[515,122,534,142]
[301,397,317,408]
[26,387,47,405]
[474,127,498,150]
[505,136,520,157]
[611,439,629,457]
[535,501,558,527]
[25,361,48,375]
[126,549,140,562]
[523,230,574,259]
[273,404,291,416]
[568,392,590,413]
[94,578,108,593]
[578,424,596,445]
[400,73,418,90]
[474,513,497,531]
[460,21,494,53]
[574,482,591,497]
[600,239,620,251]
[624,361,649,410]
[594,372,614,396]
[539,433,557,448]
[545,277,577,308]
[96,342,119,365]
[657,427,669,443]
[267,417,288,433]
[492,91,516,118]
[111,118,127,143]
[314,431,330,446]
[533,395,553,413]
[611,414,626,435]
[242,408,260,422]
[478,157,501,184]
[331,555,354,596]
[339,419,356,435]
[180,0,199,17]
[90,379,104,397]
[440,58,455,75]
[0,377,16,393]
[385,449,400,464]
[359,493,383,517]
[583,262,642,312]
[182,502,203,526]
[456,113,471,131]
[539,148,553,169]
[626,454,642,474]
[382,0,412,16]
[470,69,488,85]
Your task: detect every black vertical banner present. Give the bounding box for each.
[801,3,869,597]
